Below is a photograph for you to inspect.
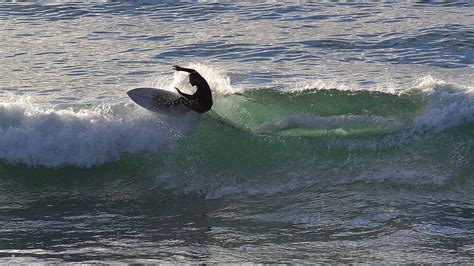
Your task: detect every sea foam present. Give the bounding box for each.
[412,76,474,132]
[0,99,196,167]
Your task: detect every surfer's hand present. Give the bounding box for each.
[172,65,182,71]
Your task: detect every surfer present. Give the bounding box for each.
[172,65,213,113]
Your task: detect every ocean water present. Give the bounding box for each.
[0,1,473,263]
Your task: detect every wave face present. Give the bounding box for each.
[216,77,473,135]
[173,76,473,196]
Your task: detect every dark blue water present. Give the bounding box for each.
[0,2,473,263]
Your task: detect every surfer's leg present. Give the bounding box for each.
[173,97,202,113]
[186,100,206,113]
[173,97,189,107]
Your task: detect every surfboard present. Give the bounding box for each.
[127,87,192,115]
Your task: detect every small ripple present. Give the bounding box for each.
[33,51,66,56]
[416,224,467,235]
[296,39,355,50]
[4,52,28,58]
[145,35,172,42]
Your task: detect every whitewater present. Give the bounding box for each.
[0,2,473,263]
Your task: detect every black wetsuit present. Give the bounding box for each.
[173,66,213,113]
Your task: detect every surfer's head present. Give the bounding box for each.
[189,71,201,86]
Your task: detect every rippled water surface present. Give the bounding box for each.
[0,1,473,263]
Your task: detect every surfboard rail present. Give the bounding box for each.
[127,87,192,115]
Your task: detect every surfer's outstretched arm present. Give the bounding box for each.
[175,87,197,100]
[173,65,195,73]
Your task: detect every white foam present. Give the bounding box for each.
[286,79,356,93]
[143,63,238,96]
[412,76,474,132]
[184,63,237,95]
[0,99,197,167]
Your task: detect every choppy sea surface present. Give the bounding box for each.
[0,1,473,263]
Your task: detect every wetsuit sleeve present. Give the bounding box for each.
[173,65,196,73]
